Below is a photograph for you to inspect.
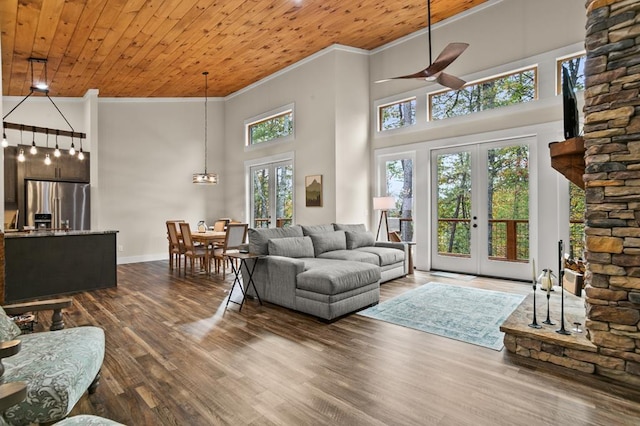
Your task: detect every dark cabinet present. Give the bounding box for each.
[19,145,89,182]
[4,146,17,205]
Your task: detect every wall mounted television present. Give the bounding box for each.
[562,64,580,140]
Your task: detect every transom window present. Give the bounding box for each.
[246,106,294,146]
[378,97,416,131]
[557,53,585,94]
[429,67,538,121]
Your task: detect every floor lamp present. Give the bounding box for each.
[373,196,395,241]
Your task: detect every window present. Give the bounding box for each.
[557,53,586,94]
[246,107,294,146]
[378,98,416,131]
[429,67,537,121]
[383,157,414,241]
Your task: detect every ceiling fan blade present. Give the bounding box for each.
[375,69,432,83]
[437,73,466,90]
[425,42,469,76]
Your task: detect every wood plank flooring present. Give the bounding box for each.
[36,261,640,425]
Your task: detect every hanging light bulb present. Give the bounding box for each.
[78,148,84,161]
[44,153,52,165]
[30,129,37,154]
[18,149,25,162]
[2,127,8,148]
[54,131,61,157]
[69,136,76,156]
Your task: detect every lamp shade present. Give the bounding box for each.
[193,172,219,184]
[373,196,395,211]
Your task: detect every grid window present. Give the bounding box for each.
[557,53,586,94]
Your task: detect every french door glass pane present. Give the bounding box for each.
[385,159,413,241]
[275,164,293,227]
[436,152,471,256]
[252,168,269,228]
[486,145,529,261]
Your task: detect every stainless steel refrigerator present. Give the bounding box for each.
[25,180,91,230]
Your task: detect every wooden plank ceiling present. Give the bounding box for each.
[1,0,486,98]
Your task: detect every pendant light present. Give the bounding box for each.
[44,130,51,165]
[193,71,218,184]
[69,136,76,156]
[2,124,8,148]
[30,129,37,154]
[54,130,61,157]
[78,138,84,160]
[17,126,25,162]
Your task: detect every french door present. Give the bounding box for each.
[430,139,533,280]
[250,160,293,228]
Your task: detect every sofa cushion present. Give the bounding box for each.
[301,224,334,236]
[0,306,21,342]
[3,326,105,425]
[318,249,379,266]
[249,225,304,255]
[309,231,347,257]
[296,261,380,295]
[356,246,404,266]
[268,236,314,258]
[333,223,367,233]
[345,231,375,249]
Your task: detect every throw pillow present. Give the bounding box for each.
[268,236,315,258]
[301,224,334,236]
[345,231,375,249]
[249,225,304,255]
[333,223,367,233]
[309,231,347,257]
[0,306,21,342]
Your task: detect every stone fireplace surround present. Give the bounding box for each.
[503,0,640,388]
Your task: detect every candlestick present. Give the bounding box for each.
[542,270,554,325]
[529,258,541,329]
[556,240,571,335]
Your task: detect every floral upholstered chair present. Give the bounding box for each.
[0,299,105,425]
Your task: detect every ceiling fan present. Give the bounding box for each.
[376,0,469,90]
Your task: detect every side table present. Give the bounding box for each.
[225,252,264,311]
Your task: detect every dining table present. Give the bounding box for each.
[190,230,226,274]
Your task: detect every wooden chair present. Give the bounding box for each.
[212,223,248,278]
[166,221,185,272]
[179,222,209,275]
[212,220,227,232]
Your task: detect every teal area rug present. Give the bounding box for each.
[358,282,525,351]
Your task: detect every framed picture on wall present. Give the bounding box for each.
[305,175,322,207]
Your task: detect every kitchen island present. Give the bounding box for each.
[3,230,118,303]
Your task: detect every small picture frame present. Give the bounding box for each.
[305,175,322,207]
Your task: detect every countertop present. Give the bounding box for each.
[5,230,119,238]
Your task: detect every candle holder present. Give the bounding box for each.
[529,259,542,329]
[556,240,571,335]
[538,269,556,325]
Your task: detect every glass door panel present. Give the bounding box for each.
[385,158,414,241]
[251,167,270,228]
[431,140,532,280]
[250,160,294,228]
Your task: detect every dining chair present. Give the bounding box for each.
[212,220,227,232]
[212,223,248,278]
[166,221,185,272]
[179,222,209,275]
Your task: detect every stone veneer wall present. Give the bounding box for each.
[583,0,640,387]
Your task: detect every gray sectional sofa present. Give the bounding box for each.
[242,223,408,320]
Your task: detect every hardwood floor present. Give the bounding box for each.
[42,261,640,425]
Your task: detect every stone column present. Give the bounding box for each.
[584,0,640,386]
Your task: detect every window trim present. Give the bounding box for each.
[427,65,539,122]
[244,103,295,149]
[377,96,417,132]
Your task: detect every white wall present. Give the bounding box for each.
[97,98,225,262]
[224,46,369,226]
